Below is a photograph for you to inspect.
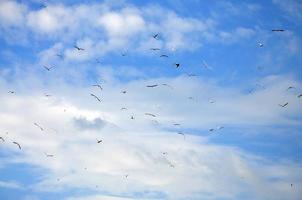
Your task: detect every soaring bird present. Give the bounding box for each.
[202,60,211,69]
[272,29,285,32]
[177,132,185,140]
[209,128,215,132]
[121,90,127,94]
[146,84,158,88]
[145,113,156,117]
[74,45,84,51]
[160,54,169,58]
[298,94,302,98]
[34,123,44,131]
[56,54,63,59]
[45,153,54,157]
[173,123,180,126]
[92,84,103,90]
[97,139,102,143]
[0,137,4,142]
[13,142,21,150]
[150,48,161,51]
[162,84,173,89]
[286,86,295,91]
[153,33,159,39]
[186,73,198,77]
[44,94,51,97]
[131,116,134,120]
[121,107,127,110]
[90,93,101,102]
[8,91,15,94]
[43,65,53,71]
[125,174,129,178]
[174,63,180,68]
[258,42,264,47]
[278,102,289,108]
[209,100,215,104]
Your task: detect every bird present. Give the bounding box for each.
[43,65,53,71]
[0,137,4,142]
[173,123,181,126]
[217,126,224,130]
[121,90,127,94]
[162,152,168,155]
[258,42,264,47]
[160,54,169,58]
[34,123,44,131]
[8,91,15,94]
[145,113,156,117]
[121,107,127,110]
[90,93,101,102]
[121,53,127,56]
[278,102,289,108]
[188,97,194,100]
[272,29,285,32]
[125,174,129,178]
[150,48,161,51]
[131,116,134,120]
[174,63,180,68]
[286,86,295,91]
[177,132,185,140]
[291,183,293,187]
[45,153,54,157]
[146,84,158,88]
[44,94,51,97]
[74,45,84,51]
[97,139,102,143]
[162,84,173,89]
[209,100,215,104]
[92,84,103,90]
[13,142,21,150]
[56,54,63,59]
[152,33,159,39]
[202,60,212,70]
[298,94,302,98]
[209,128,215,132]
[186,73,198,77]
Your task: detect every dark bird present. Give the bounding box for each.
[56,54,63,59]
[145,113,156,117]
[162,152,168,155]
[173,123,181,126]
[258,42,264,47]
[121,53,127,56]
[92,84,103,90]
[160,54,169,58]
[152,33,159,39]
[43,65,53,71]
[278,102,289,108]
[45,94,51,97]
[209,128,215,132]
[162,84,173,89]
[121,107,127,110]
[13,142,21,150]
[209,100,215,104]
[186,73,198,77]
[286,86,295,91]
[45,153,54,157]
[177,132,185,140]
[291,183,293,187]
[174,63,180,68]
[8,91,15,94]
[121,90,127,94]
[97,139,102,143]
[272,29,285,32]
[202,60,211,69]
[90,93,101,102]
[0,137,4,142]
[34,123,44,131]
[150,48,161,51]
[146,84,158,88]
[298,94,302,98]
[74,45,84,51]
[131,116,134,120]
[125,174,129,178]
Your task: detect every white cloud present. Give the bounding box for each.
[0,180,22,189]
[0,0,27,27]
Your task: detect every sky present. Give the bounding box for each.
[0,0,302,199]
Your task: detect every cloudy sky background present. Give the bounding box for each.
[0,0,302,199]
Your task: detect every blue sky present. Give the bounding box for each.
[0,0,302,200]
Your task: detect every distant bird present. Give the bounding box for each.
[125,174,129,178]
[44,94,51,97]
[74,45,84,51]
[131,116,134,120]
[272,29,285,32]
[13,142,21,150]
[174,63,180,68]
[150,48,161,51]
[186,73,198,77]
[8,91,15,94]
[34,123,44,131]
[162,152,168,155]
[298,94,302,98]
[188,97,194,100]
[43,65,53,71]
[45,153,54,157]
[0,137,4,142]
[177,132,185,140]
[121,107,127,110]
[121,90,127,94]
[278,102,289,108]
[258,42,264,47]
[209,100,215,104]
[291,183,293,187]
[56,54,63,59]
[152,33,159,39]
[209,128,215,132]
[173,123,180,126]
[97,139,102,143]
[121,53,127,56]
[145,113,156,117]
[146,84,158,88]
[90,93,101,102]
[160,54,169,58]
[286,86,295,91]
[92,84,103,90]
[162,84,173,89]
[202,60,211,70]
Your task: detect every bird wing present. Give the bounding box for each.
[13,142,21,149]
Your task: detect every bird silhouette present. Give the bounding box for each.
[121,90,127,94]
[0,137,4,142]
[145,113,156,117]
[92,84,103,90]
[13,142,21,150]
[34,123,44,131]
[146,84,158,88]
[152,33,159,39]
[177,132,185,140]
[174,63,180,68]
[278,102,288,108]
[90,93,101,102]
[8,91,15,94]
[97,139,102,143]
[150,48,161,51]
[160,54,169,58]
[74,45,84,51]
[286,86,295,91]
[43,66,53,71]
[272,29,285,32]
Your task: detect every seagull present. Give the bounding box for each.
[160,54,169,58]
[298,94,302,98]
[0,137,4,142]
[150,48,161,51]
[90,93,101,102]
[173,123,181,126]
[177,132,185,140]
[278,102,289,108]
[272,29,285,32]
[13,142,21,150]
[131,116,135,120]
[92,84,103,90]
[162,84,173,89]
[209,128,215,132]
[34,123,44,131]
[258,42,264,47]
[121,90,127,94]
[8,91,15,94]
[97,139,102,143]
[43,65,53,71]
[145,113,156,117]
[74,45,84,51]
[152,33,159,39]
[45,153,54,157]
[286,86,295,91]
[174,63,180,68]
[146,84,158,88]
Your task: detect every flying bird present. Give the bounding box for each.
[131,116,135,120]
[286,86,295,91]
[160,54,169,58]
[121,90,127,94]
[272,29,285,32]
[258,42,264,47]
[45,153,54,157]
[34,123,44,131]
[298,94,302,98]
[209,100,215,104]
[0,137,4,142]
[13,142,21,150]
[74,45,84,51]
[90,93,101,102]
[8,91,15,94]
[152,33,159,39]
[278,102,289,108]
[44,94,51,97]
[92,84,103,90]
[174,63,180,68]
[125,174,129,178]
[173,123,181,126]
[121,107,127,110]
[150,48,161,51]
[177,132,185,140]
[56,54,63,59]
[97,139,102,143]
[202,60,212,70]
[146,84,158,88]
[209,128,215,132]
[43,65,53,71]
[145,113,156,117]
